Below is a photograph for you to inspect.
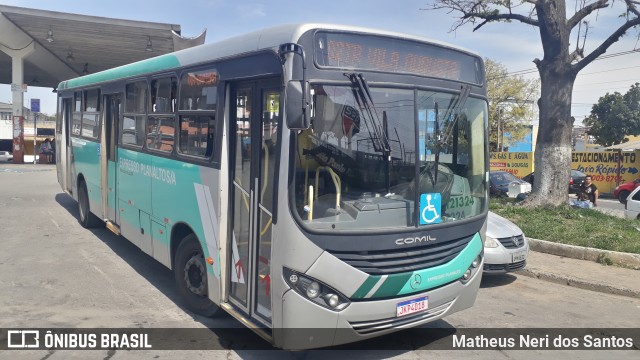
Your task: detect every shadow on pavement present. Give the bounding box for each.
[54,193,240,326]
[480,273,518,288]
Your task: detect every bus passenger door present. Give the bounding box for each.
[228,79,280,326]
[103,94,121,225]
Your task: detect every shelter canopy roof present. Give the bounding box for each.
[0,5,205,89]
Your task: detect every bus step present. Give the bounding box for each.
[105,221,121,236]
[220,303,272,343]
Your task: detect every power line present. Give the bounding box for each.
[574,78,640,86]
[488,49,640,80]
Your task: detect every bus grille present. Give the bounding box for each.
[349,300,453,335]
[497,235,526,249]
[327,235,473,275]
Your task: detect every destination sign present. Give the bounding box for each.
[315,32,481,84]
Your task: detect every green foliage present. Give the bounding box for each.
[491,200,640,254]
[584,83,640,147]
[485,58,539,151]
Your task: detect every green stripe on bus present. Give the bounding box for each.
[351,276,382,299]
[349,233,482,299]
[371,272,413,298]
[376,233,482,298]
[59,54,181,90]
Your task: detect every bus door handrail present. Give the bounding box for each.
[314,166,341,213]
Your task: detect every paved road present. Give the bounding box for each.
[0,165,638,359]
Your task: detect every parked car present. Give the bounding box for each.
[624,186,640,220]
[484,211,529,274]
[489,171,531,198]
[522,169,587,194]
[614,178,640,204]
[0,151,12,162]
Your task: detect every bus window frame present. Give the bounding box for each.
[174,64,223,168]
[81,87,101,141]
[120,78,149,150]
[147,73,178,155]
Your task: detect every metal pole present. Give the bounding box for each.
[33,111,37,164]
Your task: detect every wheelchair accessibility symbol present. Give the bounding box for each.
[420,193,442,225]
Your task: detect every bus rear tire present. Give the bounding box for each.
[78,180,101,228]
[174,234,219,317]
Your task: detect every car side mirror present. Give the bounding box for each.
[285,80,310,130]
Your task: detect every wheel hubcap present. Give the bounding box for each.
[184,254,207,296]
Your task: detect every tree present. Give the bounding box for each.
[426,0,640,206]
[584,83,640,147]
[485,58,539,151]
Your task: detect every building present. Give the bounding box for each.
[0,101,56,155]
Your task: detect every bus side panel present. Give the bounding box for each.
[117,148,152,255]
[151,155,222,305]
[71,138,101,217]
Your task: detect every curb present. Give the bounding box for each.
[527,238,640,270]
[519,267,640,299]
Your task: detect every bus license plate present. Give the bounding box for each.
[512,250,527,262]
[396,296,428,317]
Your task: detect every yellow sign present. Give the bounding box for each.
[572,151,640,194]
[266,94,279,113]
[489,152,534,178]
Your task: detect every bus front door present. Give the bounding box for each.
[228,79,280,326]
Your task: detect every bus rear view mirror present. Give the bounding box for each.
[286,80,310,130]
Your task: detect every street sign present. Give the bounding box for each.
[31,99,40,113]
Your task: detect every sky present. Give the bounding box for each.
[2,0,639,126]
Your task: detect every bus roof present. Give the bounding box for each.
[57,23,480,91]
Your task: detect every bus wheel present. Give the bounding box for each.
[78,180,101,228]
[174,234,219,317]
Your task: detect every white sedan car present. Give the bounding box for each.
[624,186,640,220]
[484,211,529,274]
[0,151,12,162]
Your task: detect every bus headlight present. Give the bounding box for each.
[306,281,320,299]
[471,255,481,268]
[283,268,350,311]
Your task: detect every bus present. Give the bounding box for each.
[55,24,488,349]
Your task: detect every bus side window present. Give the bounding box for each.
[122,81,148,147]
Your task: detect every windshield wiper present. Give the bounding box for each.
[345,73,392,194]
[428,84,471,185]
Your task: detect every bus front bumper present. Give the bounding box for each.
[277,257,483,350]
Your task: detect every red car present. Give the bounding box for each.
[614,178,640,204]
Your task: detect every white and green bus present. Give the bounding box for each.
[55,24,489,349]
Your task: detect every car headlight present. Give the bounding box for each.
[283,268,350,311]
[484,236,500,248]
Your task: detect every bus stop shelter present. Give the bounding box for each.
[0,5,205,163]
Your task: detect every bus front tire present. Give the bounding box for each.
[174,234,219,317]
[78,180,101,228]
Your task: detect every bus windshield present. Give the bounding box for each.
[292,85,487,231]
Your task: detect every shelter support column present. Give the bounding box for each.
[0,41,35,164]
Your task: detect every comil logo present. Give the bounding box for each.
[395,235,437,245]
[7,330,39,348]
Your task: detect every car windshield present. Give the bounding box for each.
[571,170,586,178]
[291,85,488,231]
[490,172,519,186]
